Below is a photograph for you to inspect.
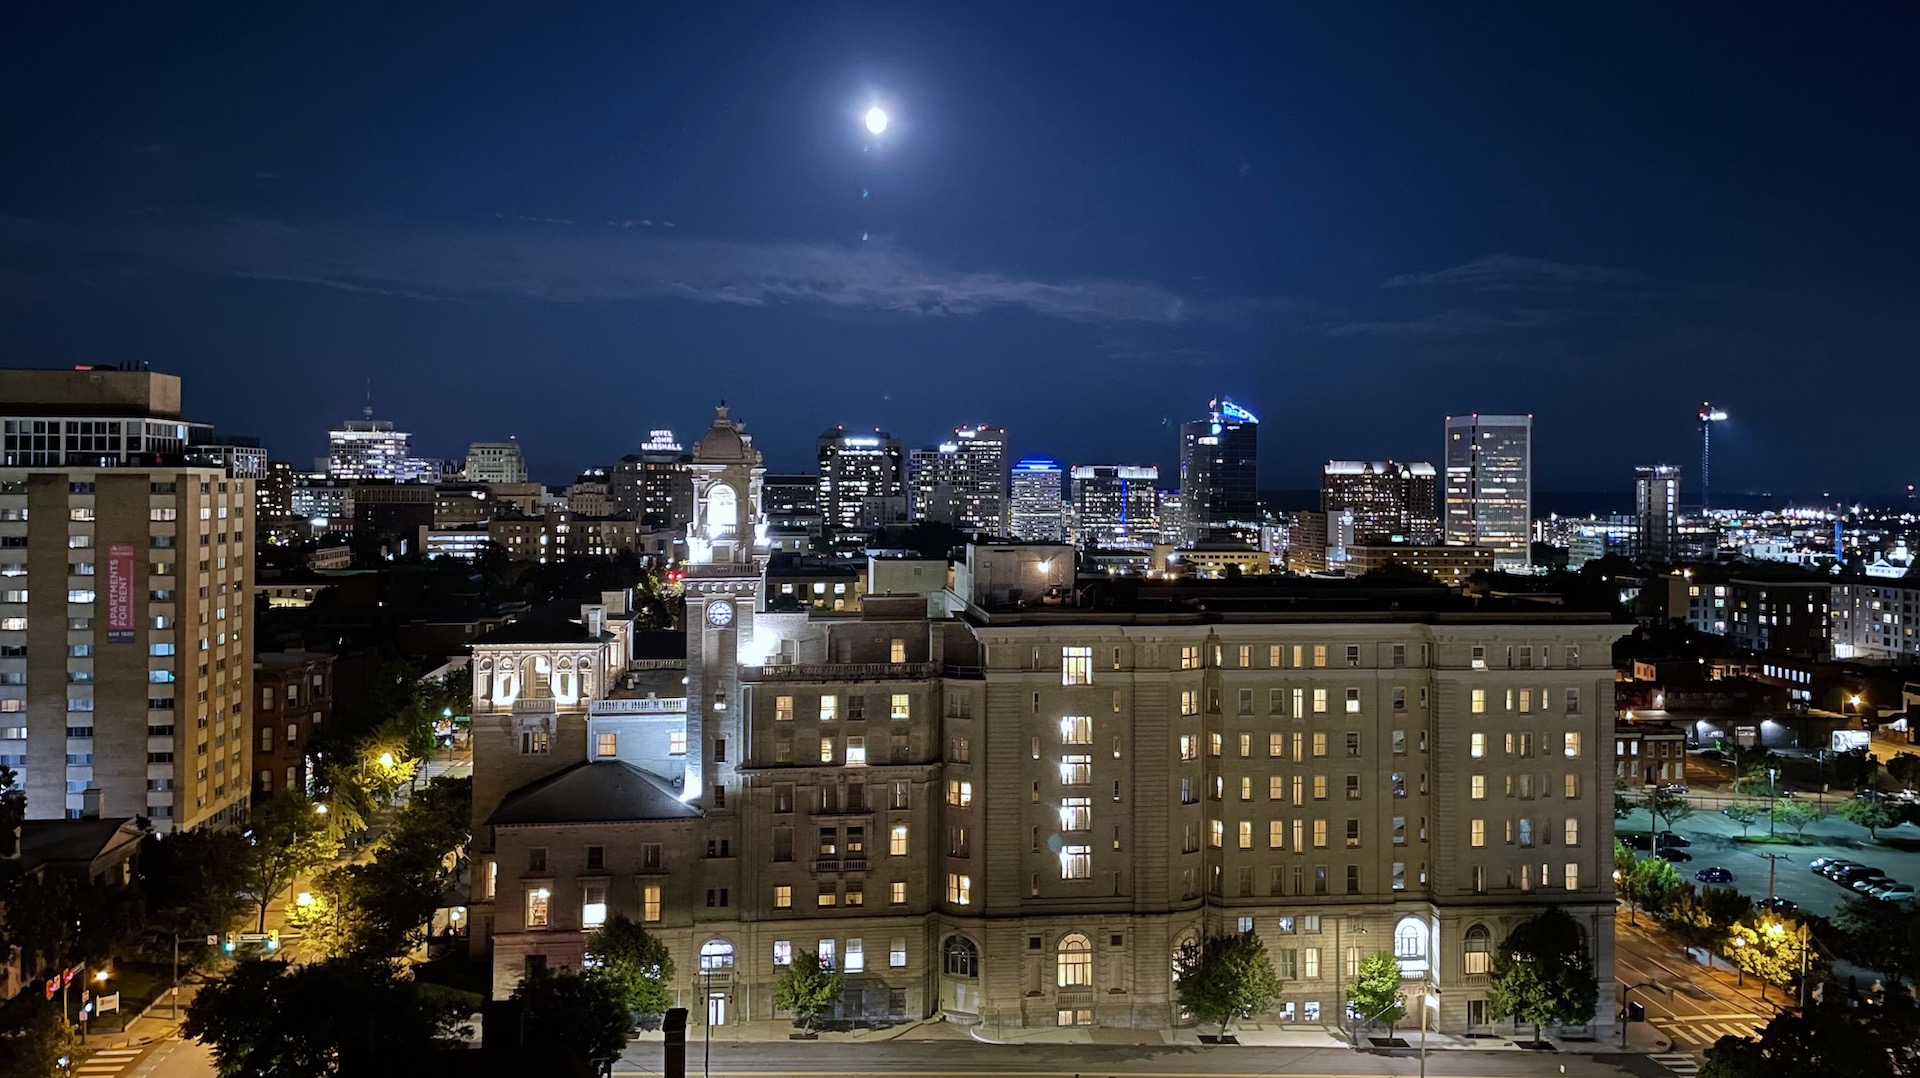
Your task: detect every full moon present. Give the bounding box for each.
[864,106,889,135]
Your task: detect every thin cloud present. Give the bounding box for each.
[1325,308,1564,338]
[1381,255,1644,291]
[0,213,1225,326]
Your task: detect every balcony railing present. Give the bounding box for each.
[589,696,687,715]
[744,662,936,682]
[813,857,869,874]
[511,696,555,713]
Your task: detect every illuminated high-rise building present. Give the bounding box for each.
[817,428,905,531]
[1177,396,1259,543]
[1009,459,1066,542]
[909,425,1008,534]
[1443,414,1532,570]
[0,366,254,830]
[327,405,437,482]
[1321,460,1439,543]
[611,430,692,530]
[463,439,528,484]
[1632,464,1681,565]
[1069,465,1158,549]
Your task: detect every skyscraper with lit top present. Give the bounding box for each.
[1178,396,1259,543]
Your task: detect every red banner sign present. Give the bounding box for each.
[108,543,135,637]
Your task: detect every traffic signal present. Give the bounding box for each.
[267,929,279,951]
[223,933,236,954]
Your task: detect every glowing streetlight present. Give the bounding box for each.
[313,802,328,815]
[296,891,314,907]
[94,970,109,983]
[377,752,394,768]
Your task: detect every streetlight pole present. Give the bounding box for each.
[1757,853,1792,907]
[703,963,714,1078]
[1619,980,1665,1049]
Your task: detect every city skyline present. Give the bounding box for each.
[3,6,1916,497]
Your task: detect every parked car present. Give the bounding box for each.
[1660,783,1691,795]
[1657,847,1694,863]
[1622,833,1654,851]
[1820,860,1863,879]
[1873,885,1916,902]
[1696,867,1734,884]
[1809,856,1847,871]
[1755,897,1800,915]
[1832,865,1886,885]
[1851,875,1895,894]
[1656,831,1692,848]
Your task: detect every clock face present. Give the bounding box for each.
[706,599,735,628]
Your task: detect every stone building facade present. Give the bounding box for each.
[468,406,1624,1039]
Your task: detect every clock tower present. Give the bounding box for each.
[681,402,766,810]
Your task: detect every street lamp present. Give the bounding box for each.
[378,751,395,768]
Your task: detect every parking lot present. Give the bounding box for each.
[1619,799,1920,920]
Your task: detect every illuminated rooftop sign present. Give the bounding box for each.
[1212,397,1259,424]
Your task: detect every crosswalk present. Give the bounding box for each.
[1667,1017,1766,1047]
[73,1046,146,1078]
[1651,1052,1700,1077]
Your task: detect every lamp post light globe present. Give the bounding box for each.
[378,752,394,768]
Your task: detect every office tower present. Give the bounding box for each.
[909,425,1009,534]
[1069,465,1159,548]
[564,469,611,516]
[0,366,254,829]
[1321,461,1439,544]
[817,428,906,531]
[467,542,1622,1037]
[610,430,693,530]
[1177,396,1259,543]
[327,405,436,481]
[1631,465,1681,565]
[1009,459,1066,542]
[1443,414,1533,570]
[762,474,822,528]
[464,439,529,484]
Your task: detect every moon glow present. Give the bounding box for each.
[864,106,889,135]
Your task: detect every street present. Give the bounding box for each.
[610,1040,1671,1078]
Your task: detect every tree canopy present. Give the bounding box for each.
[1486,908,1599,1045]
[1172,931,1285,1036]
[242,797,339,932]
[184,957,466,1077]
[1838,797,1900,840]
[586,914,676,1017]
[510,967,631,1065]
[1346,951,1407,1035]
[773,949,846,1032]
[1699,990,1920,1078]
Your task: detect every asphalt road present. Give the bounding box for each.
[611,1040,1671,1078]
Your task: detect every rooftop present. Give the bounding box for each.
[486,761,702,826]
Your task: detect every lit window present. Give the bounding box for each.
[1470,775,1485,800]
[890,694,910,719]
[1059,844,1091,879]
[642,885,661,922]
[1062,646,1093,685]
[1059,715,1093,744]
[1471,819,1485,847]
[582,884,608,928]
[774,885,792,909]
[1059,754,1092,785]
[525,887,550,928]
[1059,797,1092,831]
[1312,689,1328,714]
[890,825,909,856]
[1564,819,1580,846]
[820,695,839,722]
[1463,926,1491,974]
[890,937,907,967]
[1237,821,1252,850]
[891,639,906,664]
[890,882,907,905]
[820,737,835,763]
[947,780,972,807]
[668,731,687,755]
[1345,688,1361,714]
[595,732,617,758]
[776,695,794,722]
[1471,689,1486,714]
[1564,863,1579,891]
[773,940,792,966]
[1056,934,1093,986]
[1470,733,1485,758]
[1564,732,1581,758]
[845,736,866,766]
[947,873,971,905]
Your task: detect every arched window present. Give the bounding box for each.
[1171,930,1199,982]
[707,484,738,537]
[943,936,978,978]
[699,939,734,972]
[1463,924,1492,975]
[1394,916,1427,959]
[1057,933,1093,987]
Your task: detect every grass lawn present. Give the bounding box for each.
[1731,835,1813,845]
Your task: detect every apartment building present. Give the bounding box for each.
[0,366,254,829]
[252,650,335,801]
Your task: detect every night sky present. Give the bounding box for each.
[2,4,1915,498]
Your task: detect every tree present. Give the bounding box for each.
[1887,752,1920,792]
[587,914,676,1019]
[1731,747,1780,796]
[1613,776,1638,821]
[242,797,340,931]
[1173,930,1286,1037]
[1832,895,1920,988]
[1769,799,1822,841]
[1347,951,1406,1036]
[142,827,251,942]
[1837,797,1900,841]
[185,957,464,1076]
[1662,884,1751,953]
[1620,856,1682,926]
[1724,916,1823,1001]
[1648,787,1695,835]
[1724,803,1762,837]
[0,764,24,858]
[773,949,845,1032]
[1832,749,1878,792]
[1699,992,1920,1078]
[511,967,631,1065]
[0,992,77,1078]
[291,776,470,960]
[1486,908,1599,1046]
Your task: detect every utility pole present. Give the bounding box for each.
[1757,853,1792,906]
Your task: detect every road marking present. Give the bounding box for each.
[1651,1055,1701,1077]
[74,1046,145,1077]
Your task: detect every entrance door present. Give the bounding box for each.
[707,992,727,1026]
